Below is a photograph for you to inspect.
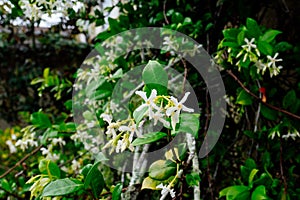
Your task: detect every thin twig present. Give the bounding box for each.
[227,70,300,120]
[204,89,214,200]
[163,0,170,24]
[0,145,42,179]
[181,58,187,94]
[279,137,288,194]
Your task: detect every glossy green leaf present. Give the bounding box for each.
[257,40,273,55]
[248,169,259,187]
[237,30,246,45]
[0,179,12,192]
[283,90,296,109]
[236,90,253,105]
[148,160,176,180]
[84,161,104,198]
[219,185,250,199]
[112,183,123,200]
[133,106,148,126]
[141,177,161,190]
[261,30,282,43]
[223,28,239,41]
[42,178,83,196]
[176,113,200,138]
[43,68,50,79]
[260,105,278,120]
[31,112,52,128]
[38,159,61,179]
[186,172,201,186]
[246,18,261,39]
[251,185,268,200]
[132,132,167,146]
[142,60,168,95]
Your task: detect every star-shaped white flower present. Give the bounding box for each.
[152,109,170,127]
[267,53,282,68]
[156,183,176,200]
[100,113,119,138]
[166,92,194,129]
[135,89,159,119]
[119,122,142,141]
[242,38,257,52]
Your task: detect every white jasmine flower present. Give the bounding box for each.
[52,138,66,146]
[269,65,283,77]
[152,109,170,127]
[282,133,297,140]
[101,113,119,138]
[6,140,17,154]
[119,122,142,140]
[86,68,100,85]
[135,89,159,119]
[15,139,38,151]
[242,38,257,52]
[255,60,268,75]
[156,183,176,200]
[40,147,50,155]
[166,92,194,129]
[267,53,282,68]
[269,128,280,140]
[71,159,81,172]
[282,129,300,140]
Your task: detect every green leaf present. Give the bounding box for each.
[222,41,239,48]
[108,17,122,33]
[142,60,168,95]
[275,41,293,52]
[257,40,273,55]
[261,30,282,43]
[81,164,93,178]
[84,161,104,198]
[223,28,239,41]
[133,106,148,126]
[248,169,259,187]
[171,12,184,23]
[219,185,250,199]
[236,90,253,105]
[41,128,58,145]
[43,68,50,79]
[42,178,83,196]
[112,183,123,200]
[251,185,268,200]
[246,18,262,39]
[148,160,176,180]
[283,90,296,109]
[132,132,167,146]
[260,105,278,120]
[0,179,12,192]
[176,113,200,138]
[245,158,257,170]
[31,112,52,129]
[83,110,94,121]
[38,159,61,179]
[186,172,201,186]
[141,177,161,190]
[111,69,123,79]
[237,30,246,45]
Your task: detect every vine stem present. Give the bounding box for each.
[227,70,300,120]
[279,137,288,194]
[186,133,201,200]
[0,145,42,179]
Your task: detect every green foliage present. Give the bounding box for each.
[42,178,84,197]
[1,1,300,200]
[132,132,167,146]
